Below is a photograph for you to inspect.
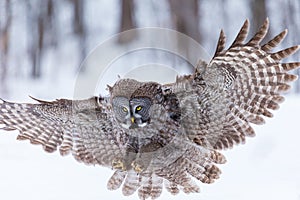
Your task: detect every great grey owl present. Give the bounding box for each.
[0,19,299,199]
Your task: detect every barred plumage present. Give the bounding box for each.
[0,19,299,199]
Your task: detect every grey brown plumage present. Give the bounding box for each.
[0,19,299,199]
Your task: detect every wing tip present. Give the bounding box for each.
[262,29,288,52]
[271,45,300,60]
[213,29,226,57]
[244,18,250,26]
[29,95,55,104]
[229,19,250,48]
[247,18,270,46]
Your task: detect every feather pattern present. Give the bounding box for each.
[173,18,300,150]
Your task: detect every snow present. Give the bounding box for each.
[0,96,300,200]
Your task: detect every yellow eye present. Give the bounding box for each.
[136,106,142,111]
[122,107,128,112]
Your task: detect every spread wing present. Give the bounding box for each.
[0,96,127,166]
[174,19,300,150]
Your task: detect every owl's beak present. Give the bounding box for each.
[131,117,135,123]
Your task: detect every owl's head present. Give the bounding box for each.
[112,96,152,129]
[109,79,162,129]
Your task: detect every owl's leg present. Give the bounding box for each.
[112,151,137,171]
[131,152,153,173]
[112,158,126,171]
[112,137,139,171]
[131,160,144,173]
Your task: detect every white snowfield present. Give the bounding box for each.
[0,96,300,200]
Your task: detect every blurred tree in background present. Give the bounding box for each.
[71,0,87,71]
[250,0,267,35]
[118,0,136,43]
[0,0,12,95]
[0,0,300,95]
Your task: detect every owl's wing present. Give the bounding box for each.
[0,96,126,166]
[174,19,300,150]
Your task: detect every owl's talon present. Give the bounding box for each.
[131,161,144,173]
[112,159,126,171]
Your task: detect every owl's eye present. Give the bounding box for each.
[122,106,128,113]
[136,106,142,112]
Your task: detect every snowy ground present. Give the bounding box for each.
[1,93,300,200]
